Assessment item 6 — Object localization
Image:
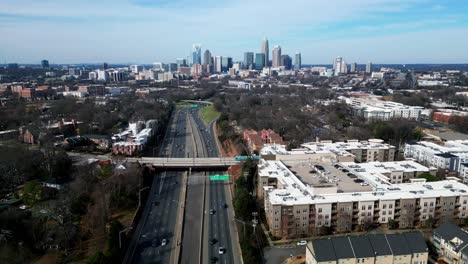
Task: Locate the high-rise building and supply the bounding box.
[262,37,269,67]
[272,46,281,68]
[97,70,108,81]
[168,63,178,72]
[203,50,212,66]
[192,44,202,65]
[221,57,233,72]
[350,62,357,73]
[41,60,49,68]
[280,55,292,70]
[333,57,348,75]
[191,64,203,76]
[131,65,143,74]
[243,52,254,70]
[153,62,164,71]
[255,53,265,70]
[294,53,301,70]
[366,62,373,74]
[214,56,222,73]
[102,63,108,70]
[176,58,187,70]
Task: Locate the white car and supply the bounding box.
[218,247,225,255]
[161,239,167,246]
[19,205,28,210]
[297,240,307,246]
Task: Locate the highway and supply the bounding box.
[123,108,190,264]
[188,108,239,264]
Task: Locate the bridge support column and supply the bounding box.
[189,167,192,175]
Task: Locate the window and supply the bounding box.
[424,202,427,207]
[383,211,386,215]
[382,217,386,221]
[383,204,387,209]
[318,208,322,213]
[368,205,372,210]
[389,204,393,209]
[389,211,392,215]
[325,215,329,219]
[368,212,371,216]
[362,205,365,210]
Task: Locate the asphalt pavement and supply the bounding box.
[124,108,189,264]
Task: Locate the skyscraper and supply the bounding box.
[272,46,282,68]
[102,63,108,70]
[261,37,269,67]
[214,56,222,73]
[350,62,357,73]
[192,44,202,65]
[255,53,265,70]
[41,60,49,68]
[176,58,187,69]
[203,50,212,66]
[366,62,373,74]
[243,52,254,70]
[294,52,301,70]
[280,55,292,70]
[221,57,233,72]
[333,57,348,75]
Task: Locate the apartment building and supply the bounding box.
[306,232,428,264]
[404,140,468,174]
[260,158,468,239]
[341,97,423,121]
[433,222,468,263]
[243,129,285,153]
[260,139,396,163]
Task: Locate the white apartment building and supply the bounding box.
[260,139,396,164]
[341,97,423,121]
[260,157,468,239]
[404,140,468,174]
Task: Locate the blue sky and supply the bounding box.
[0,0,467,64]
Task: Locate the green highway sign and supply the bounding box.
[190,104,199,108]
[209,174,229,181]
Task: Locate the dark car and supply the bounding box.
[353,178,364,183]
[210,238,218,245]
[210,257,218,263]
[223,203,228,209]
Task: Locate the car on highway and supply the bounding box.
[210,209,216,215]
[210,257,218,263]
[218,247,225,255]
[210,238,218,245]
[223,203,228,209]
[297,240,307,246]
[161,238,167,246]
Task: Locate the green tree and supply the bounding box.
[22,180,43,206]
[418,172,438,182]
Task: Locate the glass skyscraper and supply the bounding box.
[243,52,254,70]
[255,53,265,70]
[192,44,202,65]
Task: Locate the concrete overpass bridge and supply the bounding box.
[132,157,239,168]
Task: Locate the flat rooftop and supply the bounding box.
[283,160,372,193]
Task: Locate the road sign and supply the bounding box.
[209,174,229,181]
[190,104,198,108]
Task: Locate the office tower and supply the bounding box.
[221,57,233,72]
[176,58,187,68]
[272,46,282,68]
[350,62,357,73]
[69,68,77,76]
[102,63,108,70]
[153,62,164,71]
[341,61,348,74]
[89,71,98,80]
[262,37,269,67]
[203,49,212,66]
[255,53,265,70]
[131,65,143,74]
[214,56,222,73]
[333,57,343,73]
[169,63,178,72]
[191,64,202,76]
[110,70,125,82]
[7,63,18,69]
[41,60,49,68]
[243,52,254,70]
[366,62,373,74]
[280,55,292,70]
[97,70,108,81]
[294,52,301,70]
[192,44,202,65]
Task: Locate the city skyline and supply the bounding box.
[1,0,468,64]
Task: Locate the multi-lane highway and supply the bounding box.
[124,105,240,264]
[124,108,190,264]
[187,108,240,264]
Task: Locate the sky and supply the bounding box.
[0,0,468,64]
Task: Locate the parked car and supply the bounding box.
[297,240,307,246]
